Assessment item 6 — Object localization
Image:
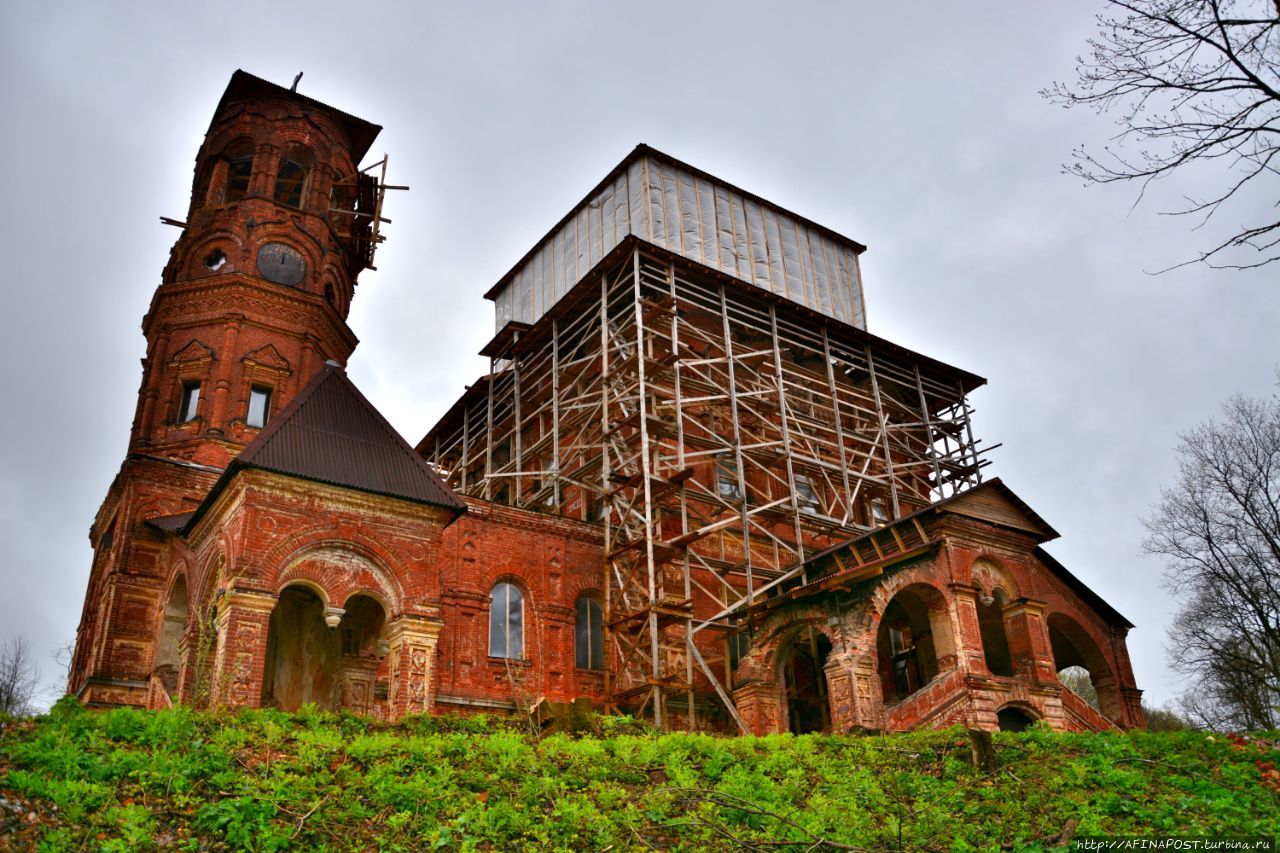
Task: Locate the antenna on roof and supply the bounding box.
[290,71,303,93]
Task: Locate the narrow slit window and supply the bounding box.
[575,597,603,670]
[247,386,272,428]
[728,632,750,671]
[179,382,201,423]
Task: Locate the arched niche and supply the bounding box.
[971,558,1016,677]
[977,587,1014,677]
[996,704,1038,732]
[877,583,955,703]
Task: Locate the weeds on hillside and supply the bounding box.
[1,698,1276,850]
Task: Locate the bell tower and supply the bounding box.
[69,71,390,706]
[133,70,385,469]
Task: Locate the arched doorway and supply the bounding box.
[877,584,954,703]
[155,576,188,698]
[996,705,1037,732]
[780,626,832,734]
[1047,613,1121,722]
[262,586,339,710]
[261,587,388,712]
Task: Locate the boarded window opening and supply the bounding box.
[273,146,313,208]
[224,141,254,203]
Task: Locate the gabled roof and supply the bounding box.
[186,362,465,533]
[932,478,1059,542]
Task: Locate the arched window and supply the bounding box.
[273,145,313,207]
[489,582,524,659]
[575,596,603,670]
[223,140,254,203]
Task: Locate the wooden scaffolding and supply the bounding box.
[421,238,991,730]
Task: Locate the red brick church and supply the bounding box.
[68,71,1144,733]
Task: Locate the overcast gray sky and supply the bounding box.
[1,1,1275,711]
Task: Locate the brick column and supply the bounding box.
[386,614,444,719]
[1004,598,1056,683]
[211,590,276,709]
[733,682,784,735]
[947,582,985,674]
[824,649,883,732]
[1120,687,1146,729]
[207,315,243,436]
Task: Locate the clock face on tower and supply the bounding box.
[256,242,307,287]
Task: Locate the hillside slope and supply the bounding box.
[1,699,1276,850]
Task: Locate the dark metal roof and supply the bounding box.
[188,363,465,532]
[213,70,382,163]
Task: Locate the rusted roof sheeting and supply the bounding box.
[489,144,868,331]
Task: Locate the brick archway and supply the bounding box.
[875,582,955,705]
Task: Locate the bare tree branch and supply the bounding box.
[1044,0,1280,270]
[1143,380,1280,730]
[0,636,40,717]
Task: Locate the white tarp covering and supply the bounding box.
[492,152,867,330]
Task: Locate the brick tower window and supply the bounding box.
[574,596,603,670]
[489,582,524,659]
[179,382,201,422]
[247,386,272,428]
[274,146,313,208]
[224,140,254,203]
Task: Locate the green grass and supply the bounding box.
[1,697,1276,850]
